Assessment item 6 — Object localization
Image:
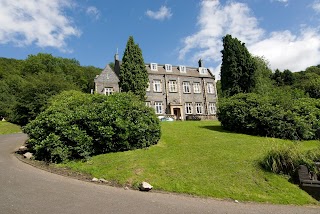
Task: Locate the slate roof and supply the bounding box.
[145,63,215,79]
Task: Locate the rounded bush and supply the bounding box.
[218,93,320,140]
[23,91,161,163]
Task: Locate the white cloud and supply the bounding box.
[86,6,100,20]
[249,29,320,71]
[0,0,80,52]
[179,0,263,63]
[312,1,320,13]
[179,0,320,74]
[146,6,172,21]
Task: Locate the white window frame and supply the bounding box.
[145,101,151,107]
[179,65,186,73]
[207,82,215,94]
[193,82,201,94]
[155,102,163,114]
[165,64,172,72]
[169,80,177,92]
[185,102,193,114]
[153,80,162,92]
[209,103,216,114]
[104,87,113,96]
[199,67,208,75]
[196,103,203,114]
[150,63,158,71]
[183,81,191,93]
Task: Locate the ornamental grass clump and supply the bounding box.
[260,145,320,178]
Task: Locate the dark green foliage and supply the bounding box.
[295,72,320,99]
[260,145,320,177]
[12,72,79,125]
[220,34,257,97]
[252,56,273,95]
[23,91,161,163]
[119,36,148,100]
[0,53,101,125]
[271,69,295,86]
[218,93,320,140]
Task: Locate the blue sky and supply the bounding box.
[1,0,320,79]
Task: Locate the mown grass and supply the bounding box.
[0,121,22,135]
[61,121,320,205]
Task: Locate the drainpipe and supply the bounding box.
[163,74,168,115]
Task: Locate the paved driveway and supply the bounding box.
[0,133,319,214]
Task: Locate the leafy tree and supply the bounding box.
[252,56,273,95]
[0,53,101,124]
[12,72,79,125]
[282,69,294,85]
[305,65,320,75]
[271,69,284,86]
[0,75,25,119]
[119,36,148,100]
[271,69,295,86]
[220,34,257,97]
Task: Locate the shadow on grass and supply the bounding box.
[200,125,234,133]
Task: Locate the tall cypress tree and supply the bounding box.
[119,36,148,100]
[220,34,256,97]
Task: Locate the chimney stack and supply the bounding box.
[198,58,203,67]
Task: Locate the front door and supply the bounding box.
[173,108,181,120]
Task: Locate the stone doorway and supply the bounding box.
[170,104,184,120]
[173,108,181,120]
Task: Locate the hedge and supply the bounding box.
[217,93,320,140]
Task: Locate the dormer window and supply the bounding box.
[165,64,172,72]
[199,67,208,75]
[150,63,158,71]
[179,65,186,73]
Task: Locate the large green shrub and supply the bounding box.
[218,93,320,140]
[24,91,161,163]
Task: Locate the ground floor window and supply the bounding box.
[196,103,203,114]
[185,102,192,114]
[104,87,113,95]
[155,102,163,114]
[209,103,216,114]
[145,102,151,107]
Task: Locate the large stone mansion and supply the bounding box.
[94,54,218,120]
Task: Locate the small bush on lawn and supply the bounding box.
[260,145,320,178]
[218,93,320,140]
[23,91,161,163]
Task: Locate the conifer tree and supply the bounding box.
[220,34,256,97]
[119,36,148,100]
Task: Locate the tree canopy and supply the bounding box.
[220,34,257,97]
[0,54,101,125]
[119,36,148,100]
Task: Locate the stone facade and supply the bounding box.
[94,64,120,95]
[94,55,218,120]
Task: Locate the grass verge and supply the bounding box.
[0,121,22,135]
[60,121,320,205]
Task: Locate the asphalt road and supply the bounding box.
[1,133,320,214]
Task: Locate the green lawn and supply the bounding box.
[61,121,320,205]
[0,121,22,134]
